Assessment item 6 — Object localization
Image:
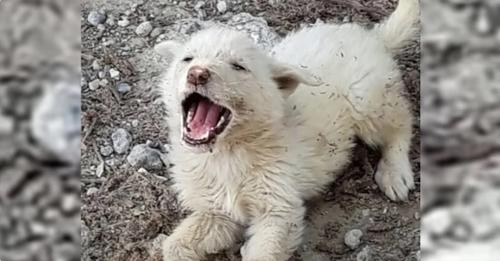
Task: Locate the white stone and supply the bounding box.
[88,79,101,90]
[109,68,120,79]
[344,229,363,249]
[216,1,227,13]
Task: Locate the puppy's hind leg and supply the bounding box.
[353,82,415,201]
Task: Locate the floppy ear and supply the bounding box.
[154,40,183,61]
[271,63,322,98]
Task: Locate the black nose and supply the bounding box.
[187,66,210,86]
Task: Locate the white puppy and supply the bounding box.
[157,0,419,260]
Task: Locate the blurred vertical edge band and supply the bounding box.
[0,0,81,261]
[421,0,500,260]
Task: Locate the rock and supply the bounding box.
[95,161,105,177]
[150,27,163,38]
[130,38,146,48]
[344,229,363,249]
[136,21,153,36]
[99,79,109,87]
[105,158,117,167]
[81,221,90,247]
[117,82,131,94]
[422,207,451,236]
[118,19,130,27]
[81,77,87,87]
[356,246,371,261]
[100,145,113,157]
[111,128,132,154]
[31,79,81,163]
[227,13,280,51]
[91,60,101,70]
[131,119,139,127]
[0,113,14,136]
[88,79,101,90]
[109,68,120,79]
[194,1,205,10]
[106,14,115,26]
[61,194,79,213]
[216,1,227,13]
[87,11,106,26]
[98,71,106,78]
[97,24,106,31]
[127,144,164,170]
[86,187,99,196]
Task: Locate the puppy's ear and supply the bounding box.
[154,40,183,61]
[271,63,322,98]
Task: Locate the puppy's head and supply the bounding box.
[158,27,320,153]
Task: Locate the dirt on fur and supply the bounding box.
[80,0,420,260]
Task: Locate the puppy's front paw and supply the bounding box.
[162,237,200,261]
[375,158,415,201]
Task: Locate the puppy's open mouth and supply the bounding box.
[181,93,232,146]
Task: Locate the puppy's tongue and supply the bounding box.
[187,99,222,140]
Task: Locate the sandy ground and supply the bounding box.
[80,0,420,260]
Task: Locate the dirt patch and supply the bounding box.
[80,0,420,260]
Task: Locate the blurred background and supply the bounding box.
[0,0,81,260]
[421,0,500,260]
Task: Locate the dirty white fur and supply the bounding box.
[158,0,419,260]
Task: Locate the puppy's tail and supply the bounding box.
[376,0,420,54]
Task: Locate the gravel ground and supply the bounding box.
[421,0,500,260]
[0,0,81,260]
[80,0,420,260]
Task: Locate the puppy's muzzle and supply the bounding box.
[187,66,210,86]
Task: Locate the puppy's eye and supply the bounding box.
[231,62,247,71]
[182,57,193,62]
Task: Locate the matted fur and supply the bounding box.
[158,0,419,260]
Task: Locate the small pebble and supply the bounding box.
[111,128,132,154]
[109,68,120,79]
[0,113,14,135]
[97,24,106,31]
[216,1,227,13]
[92,60,101,70]
[150,27,163,38]
[117,82,131,93]
[99,79,109,87]
[118,19,130,27]
[344,229,363,249]
[98,71,106,78]
[127,144,165,170]
[87,11,106,26]
[194,1,205,10]
[86,187,99,196]
[81,77,87,87]
[100,145,114,157]
[135,21,153,36]
[356,246,371,261]
[423,207,451,235]
[88,79,101,90]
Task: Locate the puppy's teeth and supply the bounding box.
[187,109,194,122]
[216,116,225,128]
